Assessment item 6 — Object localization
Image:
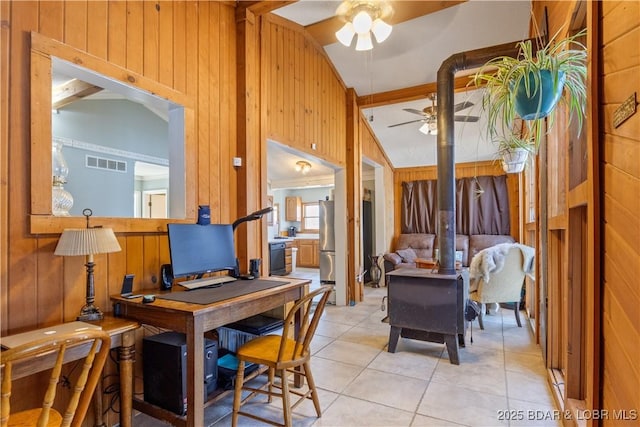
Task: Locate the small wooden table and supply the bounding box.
[414,258,437,269]
[0,315,139,427]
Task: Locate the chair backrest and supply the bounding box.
[1,329,111,427]
[277,285,333,363]
[474,247,527,304]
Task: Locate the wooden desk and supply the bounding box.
[111,278,309,427]
[0,316,139,427]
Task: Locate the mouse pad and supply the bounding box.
[156,279,289,305]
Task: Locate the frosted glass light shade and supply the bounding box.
[419,123,430,135]
[352,10,372,33]
[336,22,356,47]
[371,19,392,43]
[355,32,373,51]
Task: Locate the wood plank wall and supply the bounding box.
[261,14,347,167]
[1,1,237,334]
[392,161,520,245]
[599,1,640,422]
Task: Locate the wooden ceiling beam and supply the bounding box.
[236,1,298,17]
[52,79,102,110]
[356,75,474,108]
[306,0,466,46]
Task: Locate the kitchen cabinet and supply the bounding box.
[285,241,293,274]
[285,196,301,222]
[297,239,318,268]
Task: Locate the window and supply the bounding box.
[302,202,319,232]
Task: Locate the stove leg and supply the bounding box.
[388,326,401,353]
[444,334,460,365]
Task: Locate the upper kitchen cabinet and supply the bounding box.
[285,196,302,222]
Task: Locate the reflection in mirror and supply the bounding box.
[51,57,184,218]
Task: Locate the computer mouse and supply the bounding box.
[142,295,156,303]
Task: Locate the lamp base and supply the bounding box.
[77,304,104,321]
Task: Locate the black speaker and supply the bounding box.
[143,332,217,415]
[160,264,173,290]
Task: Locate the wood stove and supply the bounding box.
[386,268,468,365]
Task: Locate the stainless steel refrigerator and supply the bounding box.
[319,200,335,283]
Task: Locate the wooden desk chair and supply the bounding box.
[1,329,111,427]
[232,285,333,427]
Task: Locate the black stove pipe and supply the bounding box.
[436,40,531,274]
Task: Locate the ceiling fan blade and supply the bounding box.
[453,101,474,112]
[402,108,427,116]
[388,119,425,128]
[453,115,480,122]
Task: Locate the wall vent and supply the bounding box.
[86,155,127,173]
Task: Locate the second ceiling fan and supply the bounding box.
[388,93,480,135]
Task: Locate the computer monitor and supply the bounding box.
[167,224,237,278]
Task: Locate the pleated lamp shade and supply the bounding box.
[55,228,121,256]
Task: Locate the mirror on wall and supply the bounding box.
[51,58,180,218]
[30,32,194,233]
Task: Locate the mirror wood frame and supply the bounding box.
[30,32,197,234]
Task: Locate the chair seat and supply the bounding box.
[237,335,307,366]
[8,408,63,427]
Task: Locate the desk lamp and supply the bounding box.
[231,207,273,277]
[54,208,121,321]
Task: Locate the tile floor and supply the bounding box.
[134,267,559,426]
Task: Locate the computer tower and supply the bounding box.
[143,331,217,415]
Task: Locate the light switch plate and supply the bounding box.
[233,157,242,167]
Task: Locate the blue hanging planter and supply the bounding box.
[514,70,566,120]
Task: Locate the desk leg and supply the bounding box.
[119,331,136,427]
[186,319,205,427]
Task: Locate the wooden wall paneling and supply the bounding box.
[142,235,160,290]
[36,238,64,326]
[143,0,159,81]
[8,1,39,333]
[601,0,638,42]
[86,1,108,58]
[125,235,144,288]
[172,1,186,93]
[208,2,222,223]
[197,0,211,214]
[38,1,63,41]
[184,2,198,97]
[603,193,639,257]
[0,0,9,335]
[62,255,86,321]
[294,30,303,144]
[108,236,128,297]
[158,0,174,87]
[106,0,126,67]
[222,4,237,225]
[63,0,87,50]
[125,1,143,73]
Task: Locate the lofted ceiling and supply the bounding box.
[267,0,532,183]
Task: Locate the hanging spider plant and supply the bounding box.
[472,28,587,152]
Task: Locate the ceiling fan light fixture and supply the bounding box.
[371,18,392,43]
[355,32,373,51]
[352,10,373,33]
[335,1,393,50]
[429,121,438,135]
[418,123,430,135]
[336,22,356,47]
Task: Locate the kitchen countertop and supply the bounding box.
[269,234,319,243]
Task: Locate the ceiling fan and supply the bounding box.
[388,93,480,135]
